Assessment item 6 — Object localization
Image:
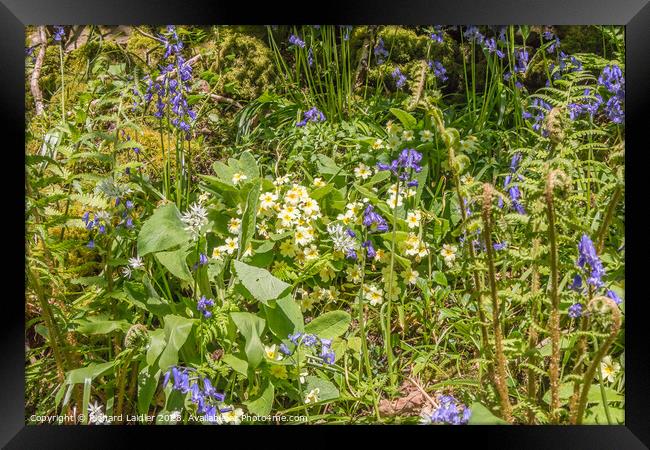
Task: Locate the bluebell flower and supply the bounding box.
[307,47,314,66]
[346,228,357,238]
[302,334,318,347]
[430,26,444,43]
[407,179,419,187]
[199,253,209,266]
[197,295,215,318]
[86,240,95,249]
[514,48,529,74]
[463,25,484,44]
[126,200,134,209]
[543,30,561,53]
[493,242,507,251]
[345,248,358,260]
[125,217,134,229]
[362,205,389,232]
[428,394,471,425]
[374,38,389,65]
[392,68,407,89]
[52,26,65,42]
[569,274,583,291]
[279,343,291,355]
[429,60,448,82]
[288,332,302,344]
[568,303,583,318]
[340,25,352,41]
[606,289,622,305]
[288,34,306,48]
[296,107,326,127]
[577,234,605,289]
[362,240,377,259]
[483,37,504,59]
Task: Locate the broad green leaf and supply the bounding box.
[264,294,304,339]
[137,363,161,416]
[155,246,193,283]
[467,402,509,425]
[75,318,130,335]
[238,178,261,260]
[389,108,417,129]
[222,354,249,377]
[65,361,116,385]
[233,260,291,305]
[158,315,195,371]
[137,204,189,256]
[213,161,235,185]
[238,150,260,180]
[244,381,274,416]
[230,312,266,369]
[304,310,351,339]
[305,376,339,402]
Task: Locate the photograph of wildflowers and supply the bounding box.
[25,24,624,425]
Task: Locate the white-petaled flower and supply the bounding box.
[441,244,457,265]
[221,407,244,424]
[387,194,403,209]
[243,243,253,258]
[402,129,414,141]
[259,191,278,211]
[228,217,242,234]
[300,197,320,217]
[327,223,357,255]
[419,129,434,142]
[121,266,132,278]
[284,188,302,205]
[600,356,621,383]
[198,192,210,204]
[354,163,373,180]
[256,220,269,238]
[129,256,144,270]
[265,344,283,361]
[304,388,320,404]
[365,284,384,306]
[303,244,319,261]
[403,233,423,257]
[95,177,133,200]
[212,246,224,260]
[319,265,335,283]
[406,210,422,229]
[94,210,111,221]
[388,134,401,149]
[312,177,326,188]
[273,175,290,186]
[401,267,419,285]
[88,400,111,425]
[300,370,308,384]
[336,209,356,225]
[181,202,209,240]
[224,237,239,254]
[372,138,384,150]
[374,248,385,262]
[346,265,363,284]
[232,172,248,185]
[294,226,314,247]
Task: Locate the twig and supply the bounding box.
[209,93,243,109]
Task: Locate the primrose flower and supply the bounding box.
[419,130,434,142]
[228,217,242,234]
[232,172,248,185]
[401,267,419,285]
[221,407,245,424]
[406,210,422,229]
[441,244,457,266]
[223,237,239,254]
[364,284,384,306]
[259,191,278,211]
[304,388,320,404]
[264,344,283,361]
[600,356,620,383]
[354,163,373,180]
[312,177,326,187]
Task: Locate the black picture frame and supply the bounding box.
[5,1,649,447]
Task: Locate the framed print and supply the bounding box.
[4,0,650,447]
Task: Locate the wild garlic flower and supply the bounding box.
[327,223,357,255]
[181,202,209,240]
[129,256,144,270]
[88,401,111,425]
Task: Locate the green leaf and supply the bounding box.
[230,312,266,369]
[244,381,274,416]
[238,150,260,180]
[233,260,291,305]
[389,108,417,129]
[431,271,448,287]
[155,245,193,283]
[467,402,509,424]
[264,294,304,339]
[137,204,189,256]
[238,179,261,260]
[137,363,161,415]
[65,361,116,385]
[222,354,249,377]
[305,376,339,402]
[158,315,195,371]
[146,329,166,366]
[75,318,131,335]
[304,310,351,339]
